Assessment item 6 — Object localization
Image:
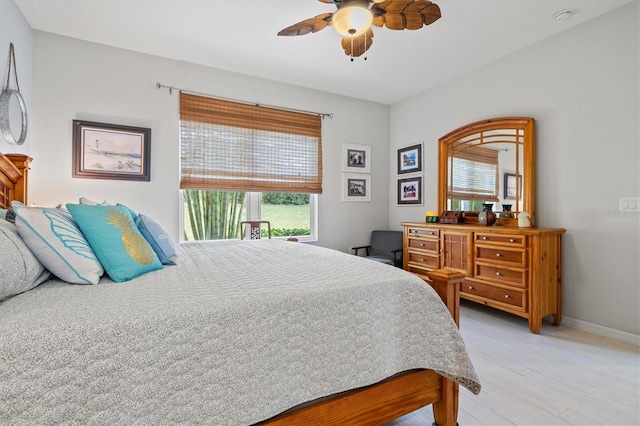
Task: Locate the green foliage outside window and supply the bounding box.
[184,190,311,240]
[261,192,309,205]
[184,190,245,240]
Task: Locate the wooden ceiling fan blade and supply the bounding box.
[372,0,441,30]
[377,0,415,12]
[371,13,385,28]
[420,3,441,25]
[341,28,374,57]
[277,13,334,36]
[383,11,408,30]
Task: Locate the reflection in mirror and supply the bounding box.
[438,117,535,226]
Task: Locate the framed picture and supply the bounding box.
[72,120,151,181]
[342,143,370,173]
[342,173,371,202]
[398,176,422,205]
[397,143,422,174]
[504,173,522,199]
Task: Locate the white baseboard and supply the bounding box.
[562,316,640,346]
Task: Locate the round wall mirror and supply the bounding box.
[0,89,28,146]
[437,117,535,226]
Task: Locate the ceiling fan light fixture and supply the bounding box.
[332,6,373,37]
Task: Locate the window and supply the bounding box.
[179,93,322,241]
[250,192,315,239]
[183,190,316,241]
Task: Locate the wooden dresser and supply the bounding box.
[402,222,565,333]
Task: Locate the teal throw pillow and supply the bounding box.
[66,204,162,282]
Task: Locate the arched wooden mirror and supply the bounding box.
[438,117,535,227]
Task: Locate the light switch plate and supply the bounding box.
[619,197,640,211]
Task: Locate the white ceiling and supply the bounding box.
[16,0,634,105]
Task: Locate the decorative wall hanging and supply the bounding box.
[342,143,370,173]
[0,43,28,145]
[398,176,422,205]
[342,173,371,202]
[397,143,422,174]
[72,120,151,181]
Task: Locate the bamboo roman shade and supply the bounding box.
[180,93,323,193]
[449,145,499,201]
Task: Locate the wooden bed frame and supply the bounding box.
[0,152,465,426]
[0,152,31,209]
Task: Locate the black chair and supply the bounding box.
[351,230,403,267]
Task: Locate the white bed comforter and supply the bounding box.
[1,240,480,425]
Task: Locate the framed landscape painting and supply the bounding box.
[72,120,151,181]
[397,143,422,174]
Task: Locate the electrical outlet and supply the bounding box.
[619,197,640,211]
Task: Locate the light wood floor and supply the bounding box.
[387,301,640,426]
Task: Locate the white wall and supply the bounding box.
[0,0,32,154]
[28,32,390,253]
[389,2,640,336]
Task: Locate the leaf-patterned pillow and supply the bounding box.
[13,202,104,284]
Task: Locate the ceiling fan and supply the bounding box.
[277,0,441,60]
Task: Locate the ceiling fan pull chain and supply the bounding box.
[350,38,354,62]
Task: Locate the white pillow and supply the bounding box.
[13,203,104,284]
[79,197,110,206]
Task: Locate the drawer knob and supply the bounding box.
[420,243,425,247]
[504,294,510,299]
[509,238,515,243]
[420,258,425,261]
[482,236,487,240]
[496,253,502,257]
[496,272,501,276]
[468,286,474,290]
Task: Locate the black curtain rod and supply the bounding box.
[155,83,333,119]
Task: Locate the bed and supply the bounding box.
[0,152,480,425]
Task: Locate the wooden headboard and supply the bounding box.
[0,152,31,208]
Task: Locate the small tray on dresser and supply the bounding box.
[439,210,464,224]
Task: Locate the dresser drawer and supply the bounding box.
[475,263,527,288]
[475,246,526,267]
[409,238,438,252]
[475,233,525,247]
[462,280,525,309]
[408,252,440,269]
[408,228,439,238]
